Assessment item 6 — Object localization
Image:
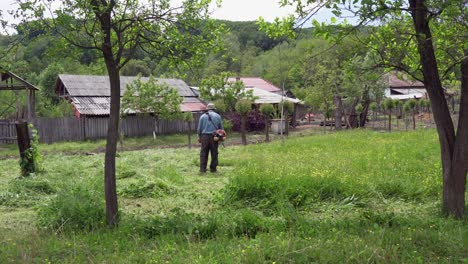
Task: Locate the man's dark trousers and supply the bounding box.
[200,134,219,172]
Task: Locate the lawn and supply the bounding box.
[0,129,466,263]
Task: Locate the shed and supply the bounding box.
[0,67,38,119]
[55,75,207,118]
[385,73,427,100]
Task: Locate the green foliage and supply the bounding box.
[122,76,183,120]
[213,99,227,113]
[369,102,378,112]
[257,16,296,40]
[199,72,256,112]
[37,182,106,232]
[222,119,233,133]
[259,103,275,117]
[403,101,412,113]
[280,100,294,114]
[0,177,55,207]
[119,179,175,198]
[121,60,151,77]
[38,63,63,105]
[20,125,43,176]
[408,99,418,109]
[355,104,364,113]
[221,130,441,211]
[383,98,395,110]
[182,112,193,123]
[235,99,252,115]
[0,130,465,262]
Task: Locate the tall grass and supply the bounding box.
[222,130,441,210]
[0,129,466,263]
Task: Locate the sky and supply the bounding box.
[0,0,336,29]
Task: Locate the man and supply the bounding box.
[197,103,223,173]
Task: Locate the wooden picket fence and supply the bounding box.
[0,114,201,144]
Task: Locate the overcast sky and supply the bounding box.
[0,0,338,32]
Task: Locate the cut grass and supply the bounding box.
[0,129,466,263]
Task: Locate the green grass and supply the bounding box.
[0,129,466,263]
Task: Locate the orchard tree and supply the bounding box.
[267,0,467,218]
[280,100,294,135]
[260,103,275,142]
[408,99,418,130]
[369,102,378,129]
[14,0,223,226]
[199,72,256,112]
[383,98,395,132]
[235,99,252,145]
[122,76,183,136]
[182,112,194,149]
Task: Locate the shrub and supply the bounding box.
[37,183,106,232]
[224,110,266,132]
[19,125,43,176]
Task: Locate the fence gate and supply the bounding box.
[0,120,17,144]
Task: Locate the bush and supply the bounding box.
[37,183,106,232]
[224,110,266,132]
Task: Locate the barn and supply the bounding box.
[55,75,207,118]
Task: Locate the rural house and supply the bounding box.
[55,75,207,118]
[227,77,306,123]
[384,73,428,101]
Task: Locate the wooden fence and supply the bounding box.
[0,114,201,144]
[0,121,17,144]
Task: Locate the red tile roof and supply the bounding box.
[180,102,207,112]
[228,77,281,92]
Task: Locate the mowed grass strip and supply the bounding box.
[0,129,466,263]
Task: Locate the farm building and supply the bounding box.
[0,67,38,120]
[55,75,207,118]
[227,77,282,93]
[385,73,427,100]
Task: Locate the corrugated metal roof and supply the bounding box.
[71,96,112,116]
[246,88,301,104]
[71,96,206,116]
[227,77,281,92]
[58,75,196,97]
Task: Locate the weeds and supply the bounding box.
[0,129,465,263]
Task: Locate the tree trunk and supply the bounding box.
[99,8,119,226]
[410,0,467,218]
[412,110,416,130]
[388,110,392,132]
[103,63,120,227]
[265,116,270,142]
[347,99,359,129]
[334,94,342,130]
[187,121,192,149]
[359,87,371,128]
[241,114,247,145]
[285,112,290,136]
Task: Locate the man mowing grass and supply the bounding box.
[197,103,224,173]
